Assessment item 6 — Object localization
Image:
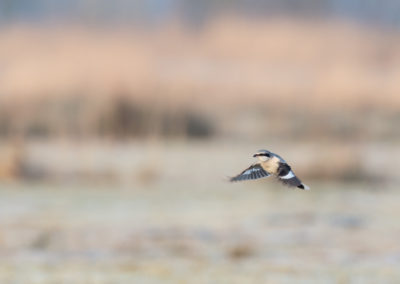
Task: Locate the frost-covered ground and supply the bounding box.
[0,179,399,284]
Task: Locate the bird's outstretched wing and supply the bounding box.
[230,163,270,182]
[276,163,310,190]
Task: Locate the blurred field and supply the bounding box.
[0,179,400,283]
[0,139,399,185]
[1,19,400,148]
[0,19,400,136]
[1,19,400,109]
[0,141,399,283]
[1,11,400,283]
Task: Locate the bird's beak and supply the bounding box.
[253,153,259,157]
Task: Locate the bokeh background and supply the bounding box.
[1,1,400,283]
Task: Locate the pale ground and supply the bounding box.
[0,182,400,283]
[0,141,399,283]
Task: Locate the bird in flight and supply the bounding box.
[230,149,309,190]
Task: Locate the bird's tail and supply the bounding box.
[297,183,310,190]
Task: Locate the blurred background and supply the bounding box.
[0,1,400,283]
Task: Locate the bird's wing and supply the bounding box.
[230,163,270,182]
[276,163,310,190]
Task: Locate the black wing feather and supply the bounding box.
[277,162,308,190]
[230,164,270,182]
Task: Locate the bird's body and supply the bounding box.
[259,155,280,174]
[230,149,309,190]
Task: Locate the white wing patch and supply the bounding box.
[243,168,258,175]
[280,171,295,180]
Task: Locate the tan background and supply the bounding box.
[0,1,399,283]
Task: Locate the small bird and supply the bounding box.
[230,149,310,190]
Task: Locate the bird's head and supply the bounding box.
[253,149,272,161]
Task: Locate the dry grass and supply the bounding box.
[1,18,400,110]
[0,18,399,183]
[0,141,26,180]
[1,18,400,143]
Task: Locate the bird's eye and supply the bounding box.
[265,153,270,157]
